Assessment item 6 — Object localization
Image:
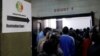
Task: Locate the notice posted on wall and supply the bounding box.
[2,0,32,33]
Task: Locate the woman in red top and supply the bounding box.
[82,31,92,56]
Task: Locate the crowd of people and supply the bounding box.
[34,26,100,56]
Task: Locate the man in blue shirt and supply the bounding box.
[59,27,75,56]
[37,31,44,42]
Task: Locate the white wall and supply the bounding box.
[44,19,56,29]
[62,16,92,29]
[43,16,92,29]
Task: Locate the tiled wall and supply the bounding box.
[32,0,100,25]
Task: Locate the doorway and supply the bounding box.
[32,12,95,56]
